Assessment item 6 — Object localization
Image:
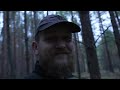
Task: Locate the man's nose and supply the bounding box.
[55,41,66,48]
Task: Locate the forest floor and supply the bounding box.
[80,70,120,79]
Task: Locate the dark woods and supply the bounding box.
[0,11,120,79]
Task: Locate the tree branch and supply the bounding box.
[94,25,111,44]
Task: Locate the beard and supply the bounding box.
[37,50,74,79]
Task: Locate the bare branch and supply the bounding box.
[94,25,111,44]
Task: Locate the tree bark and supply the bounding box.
[12,11,17,78]
[5,11,15,78]
[115,11,120,28]
[109,11,120,61]
[78,11,101,79]
[70,11,81,79]
[24,11,30,74]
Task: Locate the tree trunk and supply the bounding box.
[12,11,17,78]
[114,11,120,28]
[5,11,15,78]
[29,11,34,72]
[47,11,48,16]
[77,34,86,73]
[78,11,101,79]
[70,11,81,79]
[2,11,9,78]
[34,11,37,33]
[24,11,30,74]
[1,27,6,78]
[109,11,120,61]
[97,11,114,72]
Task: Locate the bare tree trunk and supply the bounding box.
[76,34,86,73]
[47,11,48,16]
[97,11,114,72]
[70,11,81,79]
[28,11,34,72]
[32,11,38,66]
[13,11,16,67]
[34,11,37,33]
[1,27,6,78]
[24,11,30,74]
[5,11,15,78]
[114,11,120,28]
[78,11,101,79]
[109,11,120,61]
[12,11,17,78]
[15,11,21,78]
[2,11,8,78]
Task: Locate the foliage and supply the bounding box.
[97,30,120,71]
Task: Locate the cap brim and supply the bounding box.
[53,21,81,33]
[37,21,81,34]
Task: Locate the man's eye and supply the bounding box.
[65,38,72,42]
[46,38,57,42]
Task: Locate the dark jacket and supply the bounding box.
[25,61,78,79]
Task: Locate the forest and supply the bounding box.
[0,11,120,79]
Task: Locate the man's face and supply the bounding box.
[34,25,75,78]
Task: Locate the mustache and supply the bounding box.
[54,49,71,55]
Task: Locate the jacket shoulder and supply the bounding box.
[24,72,42,79]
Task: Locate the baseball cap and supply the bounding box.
[35,15,80,37]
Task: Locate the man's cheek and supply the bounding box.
[68,44,74,52]
[45,48,54,57]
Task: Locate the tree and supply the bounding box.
[24,11,30,74]
[47,11,49,16]
[33,11,37,32]
[109,11,120,61]
[11,11,17,78]
[16,11,26,77]
[97,30,120,71]
[4,11,16,78]
[114,11,120,28]
[70,11,81,79]
[78,11,101,79]
[97,11,114,72]
[1,25,6,78]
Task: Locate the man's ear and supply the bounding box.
[32,41,38,55]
